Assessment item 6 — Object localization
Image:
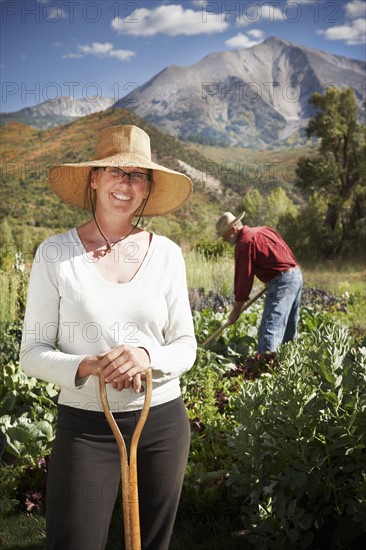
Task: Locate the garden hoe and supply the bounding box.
[99,369,153,550]
[202,286,267,347]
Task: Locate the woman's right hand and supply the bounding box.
[77,355,100,379]
[77,346,150,393]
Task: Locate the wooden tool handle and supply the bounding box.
[99,369,153,550]
[129,370,152,550]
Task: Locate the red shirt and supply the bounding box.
[234,226,298,301]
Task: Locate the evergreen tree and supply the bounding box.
[296,87,366,257]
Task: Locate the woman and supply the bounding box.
[20,124,197,550]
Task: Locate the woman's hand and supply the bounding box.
[77,345,151,392]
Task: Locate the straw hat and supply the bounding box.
[48,125,192,216]
[213,211,245,240]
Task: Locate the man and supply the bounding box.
[214,211,303,354]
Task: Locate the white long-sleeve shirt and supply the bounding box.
[20,229,197,412]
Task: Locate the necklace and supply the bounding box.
[89,184,147,255]
[93,215,136,254]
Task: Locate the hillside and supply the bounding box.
[0,109,237,248]
[0,109,318,254]
[1,110,317,257]
[191,142,315,201]
[1,105,320,246]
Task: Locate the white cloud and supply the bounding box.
[80,43,115,55]
[225,32,263,49]
[112,4,228,37]
[52,41,62,47]
[345,0,366,18]
[248,29,264,39]
[63,42,135,62]
[318,17,366,45]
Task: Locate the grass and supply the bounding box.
[185,249,235,296]
[0,271,20,327]
[185,249,366,296]
[301,261,366,337]
[0,500,247,550]
[301,260,366,294]
[0,500,45,550]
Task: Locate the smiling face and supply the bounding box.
[90,166,151,217]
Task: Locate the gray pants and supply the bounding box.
[46,397,190,550]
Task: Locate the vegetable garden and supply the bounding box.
[1,258,366,549]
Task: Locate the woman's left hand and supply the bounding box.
[97,345,151,393]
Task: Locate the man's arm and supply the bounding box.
[228,300,246,325]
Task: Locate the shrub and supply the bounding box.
[228,325,366,549]
[0,322,58,463]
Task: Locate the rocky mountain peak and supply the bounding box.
[114,37,365,148]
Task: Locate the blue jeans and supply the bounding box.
[258,268,303,353]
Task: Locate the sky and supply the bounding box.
[1,0,365,113]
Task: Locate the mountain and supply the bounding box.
[114,37,366,148]
[0,96,115,129]
[2,38,363,147]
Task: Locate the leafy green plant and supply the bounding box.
[0,323,58,462]
[180,347,239,519]
[228,325,366,549]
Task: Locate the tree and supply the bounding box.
[242,187,298,232]
[242,189,266,226]
[266,187,298,230]
[296,87,366,257]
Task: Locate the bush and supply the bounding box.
[228,325,366,549]
[0,322,58,463]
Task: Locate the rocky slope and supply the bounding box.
[115,37,365,147]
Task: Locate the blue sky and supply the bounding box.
[1,0,365,112]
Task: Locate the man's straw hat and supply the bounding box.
[213,211,245,240]
[49,125,192,216]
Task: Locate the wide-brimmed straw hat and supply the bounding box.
[213,211,245,240]
[49,125,192,216]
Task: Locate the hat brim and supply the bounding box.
[49,155,192,217]
[213,211,245,241]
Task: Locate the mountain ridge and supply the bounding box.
[115,36,365,147]
[1,38,364,148]
[0,96,115,129]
